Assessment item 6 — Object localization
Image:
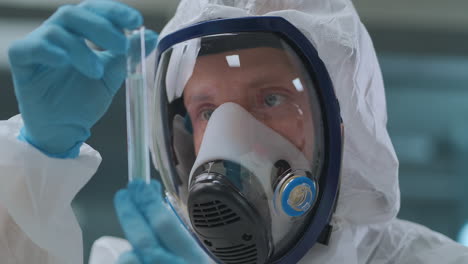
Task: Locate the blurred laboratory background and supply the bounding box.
[0,0,467,261]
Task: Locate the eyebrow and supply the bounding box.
[186,93,215,106]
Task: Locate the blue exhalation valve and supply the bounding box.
[280,176,317,217]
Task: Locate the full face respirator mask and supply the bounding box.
[148,17,343,264]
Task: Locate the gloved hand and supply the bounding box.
[114,180,212,264]
[8,0,157,158]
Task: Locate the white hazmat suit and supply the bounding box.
[1,0,467,263]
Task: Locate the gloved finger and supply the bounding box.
[99,29,158,95]
[46,5,128,54]
[135,29,158,57]
[114,189,162,260]
[44,24,103,79]
[126,29,158,66]
[99,51,126,95]
[129,180,208,262]
[8,37,68,70]
[117,251,141,264]
[79,0,143,30]
[142,248,187,264]
[144,29,159,56]
[117,248,187,264]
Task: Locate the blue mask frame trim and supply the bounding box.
[155,16,343,264]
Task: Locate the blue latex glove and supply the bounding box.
[8,0,157,158]
[114,180,212,264]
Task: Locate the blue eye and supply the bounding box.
[264,94,285,107]
[201,109,214,121]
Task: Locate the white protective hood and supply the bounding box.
[157,0,400,262]
[160,0,400,224]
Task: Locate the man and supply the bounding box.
[1,0,467,263]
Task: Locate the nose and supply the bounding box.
[217,86,256,114]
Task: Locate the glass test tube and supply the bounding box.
[125,27,150,184]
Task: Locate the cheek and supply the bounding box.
[301,108,316,163]
[265,118,305,151]
[193,131,201,155]
[264,110,315,163]
[303,124,315,163]
[192,123,206,155]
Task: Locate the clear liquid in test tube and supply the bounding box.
[125,27,150,184]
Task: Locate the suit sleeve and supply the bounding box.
[0,115,102,264]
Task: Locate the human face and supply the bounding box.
[183,47,316,161]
